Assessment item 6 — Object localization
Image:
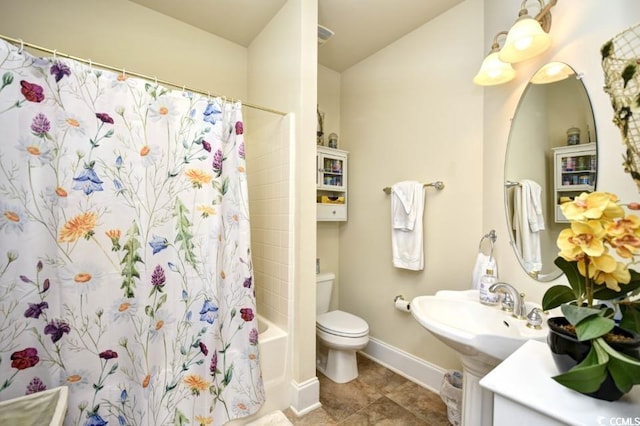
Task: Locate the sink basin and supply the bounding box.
[411,289,548,364]
[411,289,552,426]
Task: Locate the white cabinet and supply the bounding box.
[317,146,348,221]
[552,143,596,223]
[480,340,640,426]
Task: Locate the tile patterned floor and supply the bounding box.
[284,354,450,425]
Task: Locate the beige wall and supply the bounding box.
[337,0,485,371]
[317,64,342,310]
[0,0,247,99]
[247,0,319,393]
[484,0,640,307]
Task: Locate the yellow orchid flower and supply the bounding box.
[557,228,584,261]
[557,220,607,260]
[561,191,625,222]
[606,215,640,258]
[607,214,640,235]
[592,258,631,291]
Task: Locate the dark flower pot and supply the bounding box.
[547,316,640,402]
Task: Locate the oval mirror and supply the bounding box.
[504,62,597,282]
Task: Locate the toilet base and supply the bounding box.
[317,347,359,383]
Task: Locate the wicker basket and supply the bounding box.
[601,23,640,191]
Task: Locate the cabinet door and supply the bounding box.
[556,151,596,189]
[317,153,346,190]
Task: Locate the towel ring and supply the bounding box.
[478,230,497,258]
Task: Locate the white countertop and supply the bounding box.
[480,339,640,425]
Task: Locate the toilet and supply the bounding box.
[316,272,369,383]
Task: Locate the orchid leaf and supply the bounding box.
[561,304,601,325]
[554,257,584,298]
[552,344,608,393]
[595,338,640,393]
[574,314,615,341]
[619,301,640,334]
[608,357,636,394]
[542,285,575,310]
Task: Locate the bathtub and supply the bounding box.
[256,315,288,388]
[0,386,68,426]
[229,314,290,424]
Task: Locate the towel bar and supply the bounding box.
[383,181,445,194]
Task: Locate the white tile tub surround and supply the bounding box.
[246,114,292,330]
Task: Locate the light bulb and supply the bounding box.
[514,37,533,51]
[473,51,516,86]
[499,14,551,63]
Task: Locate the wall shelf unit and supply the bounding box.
[317,146,348,221]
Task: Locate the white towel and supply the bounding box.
[512,179,544,273]
[391,181,425,270]
[392,182,418,230]
[523,179,545,232]
[471,253,498,289]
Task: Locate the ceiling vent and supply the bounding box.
[318,25,334,46]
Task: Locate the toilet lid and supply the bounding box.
[316,310,369,338]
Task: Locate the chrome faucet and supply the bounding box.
[488,282,527,319]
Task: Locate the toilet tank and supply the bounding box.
[316,272,335,315]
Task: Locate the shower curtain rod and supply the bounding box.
[0,34,287,116]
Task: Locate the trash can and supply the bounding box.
[440,370,463,426]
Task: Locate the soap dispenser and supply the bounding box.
[479,265,499,305]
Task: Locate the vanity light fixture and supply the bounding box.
[473,31,516,86]
[499,0,558,64]
[530,61,574,84]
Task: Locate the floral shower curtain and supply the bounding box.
[0,39,264,425]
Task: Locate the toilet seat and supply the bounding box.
[316,310,368,338]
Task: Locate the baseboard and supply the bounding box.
[360,337,446,394]
[287,376,321,417]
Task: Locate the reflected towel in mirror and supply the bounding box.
[512,179,544,273]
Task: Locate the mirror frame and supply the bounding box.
[503,63,597,282]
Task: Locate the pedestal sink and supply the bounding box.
[411,289,550,426]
